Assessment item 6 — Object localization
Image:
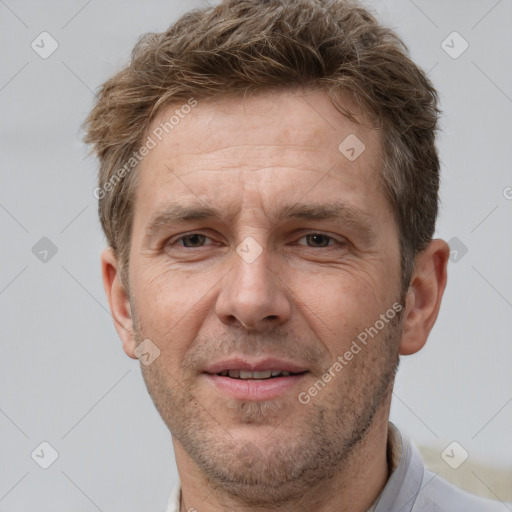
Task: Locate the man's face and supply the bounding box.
[127,89,403,503]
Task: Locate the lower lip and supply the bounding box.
[203,373,307,401]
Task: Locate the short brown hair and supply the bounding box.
[82,0,440,290]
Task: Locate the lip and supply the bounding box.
[203,357,308,375]
[203,372,308,401]
[202,357,310,401]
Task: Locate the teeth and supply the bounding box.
[218,369,295,379]
[252,370,272,379]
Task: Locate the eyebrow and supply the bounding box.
[144,201,376,242]
[145,203,231,238]
[277,202,376,242]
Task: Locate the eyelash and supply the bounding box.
[168,232,344,249]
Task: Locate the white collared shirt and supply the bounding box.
[165,423,509,511]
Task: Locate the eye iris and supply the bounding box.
[182,234,206,247]
[307,234,329,247]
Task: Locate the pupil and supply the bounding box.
[308,234,329,247]
[184,234,205,247]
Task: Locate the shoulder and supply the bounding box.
[412,469,511,512]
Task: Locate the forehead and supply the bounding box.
[135,89,384,218]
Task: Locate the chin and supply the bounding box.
[226,397,288,425]
[198,443,317,506]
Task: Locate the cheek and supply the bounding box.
[290,266,396,354]
[132,264,217,347]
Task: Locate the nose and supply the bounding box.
[215,243,292,330]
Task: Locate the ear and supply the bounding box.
[101,247,137,359]
[399,239,450,356]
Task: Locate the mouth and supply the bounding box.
[214,369,307,379]
[202,358,309,401]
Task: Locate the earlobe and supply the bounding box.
[101,248,138,359]
[399,239,449,356]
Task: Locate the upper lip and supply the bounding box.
[203,357,309,374]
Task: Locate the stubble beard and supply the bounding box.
[136,312,402,507]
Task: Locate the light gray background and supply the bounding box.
[1,0,511,510]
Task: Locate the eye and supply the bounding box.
[298,233,338,247]
[174,233,212,248]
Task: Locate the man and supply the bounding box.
[82,0,508,510]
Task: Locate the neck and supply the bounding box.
[174,408,391,512]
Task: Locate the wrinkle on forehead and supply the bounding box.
[135,88,386,235]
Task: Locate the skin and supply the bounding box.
[102,88,449,512]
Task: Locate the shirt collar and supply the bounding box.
[369,422,425,512]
